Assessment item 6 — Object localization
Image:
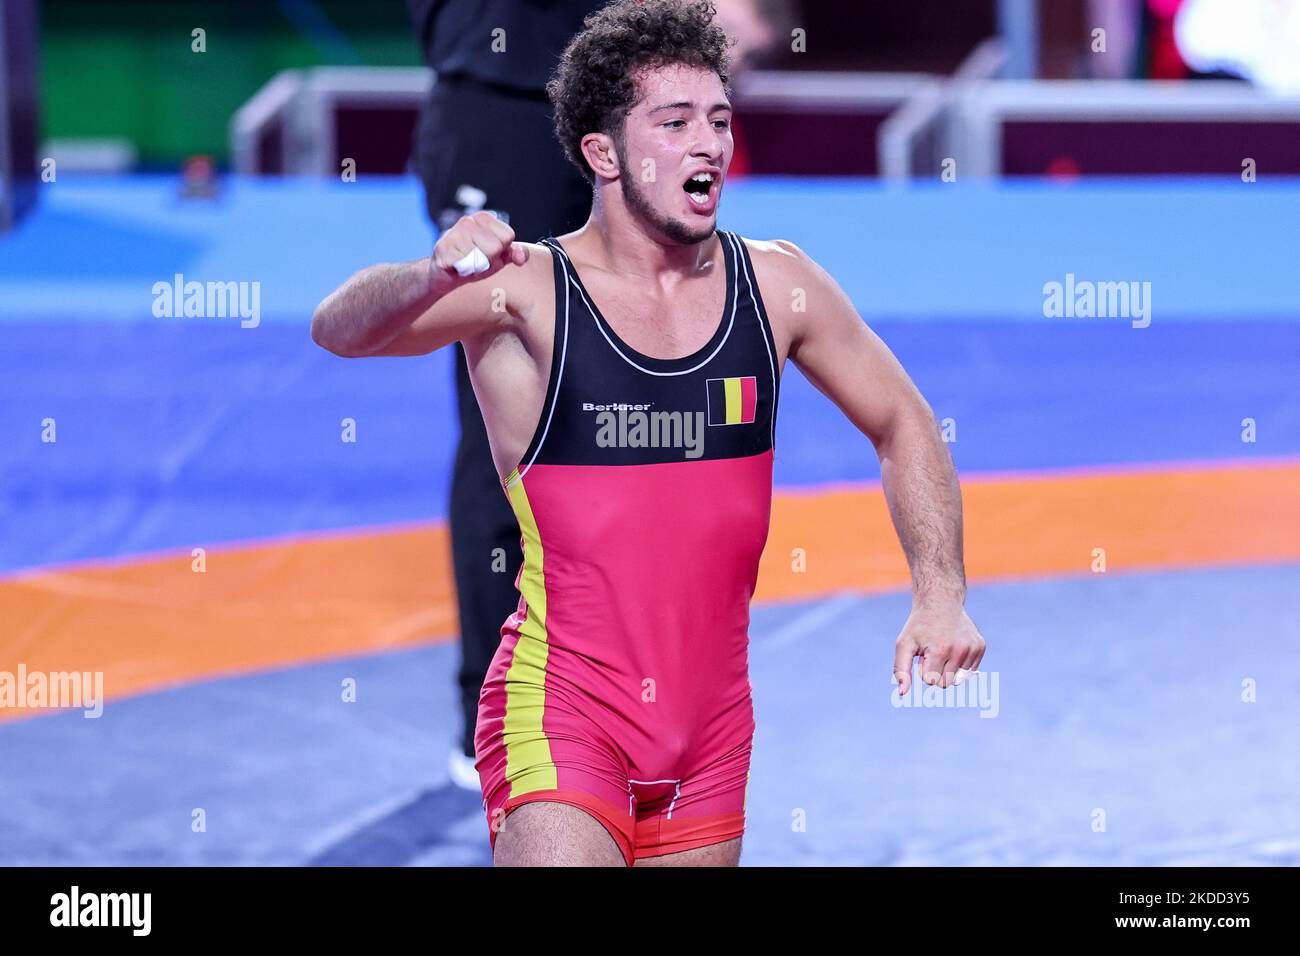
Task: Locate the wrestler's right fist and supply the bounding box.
[430,211,529,292]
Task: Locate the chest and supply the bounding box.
[578,272,729,363]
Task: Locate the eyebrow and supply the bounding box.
[648,100,733,114]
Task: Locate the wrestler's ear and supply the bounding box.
[581,132,620,183]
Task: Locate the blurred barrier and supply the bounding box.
[232,68,937,178]
[232,63,1300,181]
[731,70,936,175]
[885,48,1300,180]
[953,80,1300,176]
[879,38,1008,183]
[232,67,431,176]
[230,70,304,176]
[996,0,1038,80]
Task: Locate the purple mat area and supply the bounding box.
[1,319,1295,573]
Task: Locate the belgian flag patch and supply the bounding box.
[706,376,757,425]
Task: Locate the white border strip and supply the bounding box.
[736,70,937,113]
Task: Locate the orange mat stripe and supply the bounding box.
[0,528,456,721]
[2,460,1297,721]
[756,459,1300,600]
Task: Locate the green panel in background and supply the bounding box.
[41,0,420,167]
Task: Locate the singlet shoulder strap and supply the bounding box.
[720,230,781,451]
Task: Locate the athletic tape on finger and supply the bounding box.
[453,246,491,277]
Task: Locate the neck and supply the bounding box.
[574,182,716,280]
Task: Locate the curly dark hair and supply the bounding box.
[547,0,733,184]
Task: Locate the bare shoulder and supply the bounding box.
[737,236,835,292]
[740,236,803,259]
[456,240,556,336]
[506,242,558,346]
[465,241,558,366]
[736,237,839,361]
[499,241,557,312]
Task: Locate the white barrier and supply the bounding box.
[953,79,1300,177]
[232,67,936,176]
[879,38,1007,183]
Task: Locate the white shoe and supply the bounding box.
[448,747,480,792]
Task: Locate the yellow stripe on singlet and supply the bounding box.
[502,469,558,796]
[724,376,743,424]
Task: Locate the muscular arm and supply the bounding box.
[766,240,985,692]
[312,259,443,357]
[311,212,532,358]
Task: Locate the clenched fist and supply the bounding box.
[429,211,530,294]
[894,603,987,694]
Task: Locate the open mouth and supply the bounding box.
[683,171,717,207]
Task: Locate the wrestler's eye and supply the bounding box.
[663,120,687,129]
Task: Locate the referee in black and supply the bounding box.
[405,0,604,786]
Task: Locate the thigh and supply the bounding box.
[634,835,742,867]
[477,660,640,865]
[494,801,627,867]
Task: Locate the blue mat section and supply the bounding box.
[5,176,1300,321]
[0,178,434,321]
[723,177,1300,321]
[0,324,456,572]
[2,562,1296,866]
[2,318,1296,573]
[745,562,1300,865]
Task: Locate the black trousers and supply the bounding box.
[413,74,591,756]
